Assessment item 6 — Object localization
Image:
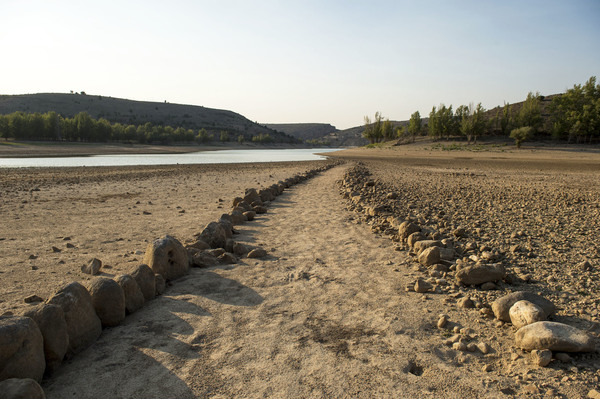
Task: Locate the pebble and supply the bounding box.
[458,297,474,309]
[476,342,490,354]
[531,349,552,367]
[437,315,448,329]
[24,295,43,303]
[482,364,492,372]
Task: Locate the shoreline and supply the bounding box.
[0,141,328,158]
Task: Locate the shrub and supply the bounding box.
[510,126,534,148]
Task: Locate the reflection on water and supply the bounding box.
[0,148,339,168]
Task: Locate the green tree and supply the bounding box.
[500,102,512,135]
[510,126,534,148]
[237,134,244,144]
[382,118,394,141]
[518,92,542,132]
[428,106,439,139]
[362,112,384,144]
[220,130,229,142]
[407,111,422,142]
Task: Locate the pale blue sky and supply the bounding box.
[1,0,599,129]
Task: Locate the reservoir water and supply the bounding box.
[0,148,340,168]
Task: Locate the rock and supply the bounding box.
[418,246,440,266]
[554,352,573,363]
[154,274,166,296]
[143,235,189,281]
[217,218,234,239]
[24,295,43,304]
[398,221,420,242]
[455,263,506,286]
[452,341,467,351]
[243,188,262,205]
[188,240,210,250]
[87,277,126,328]
[457,297,475,309]
[253,205,267,214]
[233,242,250,256]
[243,211,256,221]
[439,247,456,261]
[588,389,600,399]
[235,200,252,212]
[218,252,237,264]
[578,260,593,271]
[81,258,102,275]
[480,282,497,291]
[413,240,442,254]
[21,303,68,374]
[198,222,227,249]
[114,274,144,314]
[0,378,46,399]
[437,315,448,328]
[515,321,595,352]
[224,238,235,253]
[190,252,219,268]
[46,282,102,356]
[230,210,247,224]
[247,248,267,258]
[0,316,45,382]
[414,279,432,293]
[453,227,467,238]
[476,342,490,354]
[492,292,556,322]
[531,349,552,367]
[407,232,426,248]
[130,264,155,302]
[509,300,547,329]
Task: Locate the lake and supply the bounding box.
[0,148,340,168]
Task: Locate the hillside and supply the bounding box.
[264,123,338,141]
[0,93,293,141]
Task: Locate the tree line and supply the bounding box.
[363,76,599,145]
[0,111,294,145]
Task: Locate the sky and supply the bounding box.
[1,1,599,129]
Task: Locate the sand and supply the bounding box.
[1,143,599,397]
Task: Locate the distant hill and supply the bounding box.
[265,123,338,141]
[0,93,294,141]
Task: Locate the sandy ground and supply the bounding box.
[1,144,600,397]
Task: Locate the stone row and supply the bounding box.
[0,162,337,398]
[337,163,596,368]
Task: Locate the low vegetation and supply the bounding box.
[0,111,298,145]
[362,76,600,146]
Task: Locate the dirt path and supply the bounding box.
[43,165,514,398]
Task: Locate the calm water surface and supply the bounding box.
[0,148,340,168]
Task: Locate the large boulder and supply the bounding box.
[87,277,126,328]
[143,235,189,281]
[21,303,68,374]
[455,263,506,286]
[492,292,556,322]
[247,248,267,258]
[198,223,227,249]
[398,221,420,242]
[244,188,262,205]
[0,316,45,382]
[418,246,440,266]
[190,251,219,268]
[407,232,427,249]
[114,274,145,314]
[130,264,156,302]
[413,240,442,255]
[515,321,595,352]
[509,300,547,329]
[46,282,102,356]
[0,378,46,399]
[217,218,234,239]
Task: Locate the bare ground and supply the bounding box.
[1,145,600,397]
